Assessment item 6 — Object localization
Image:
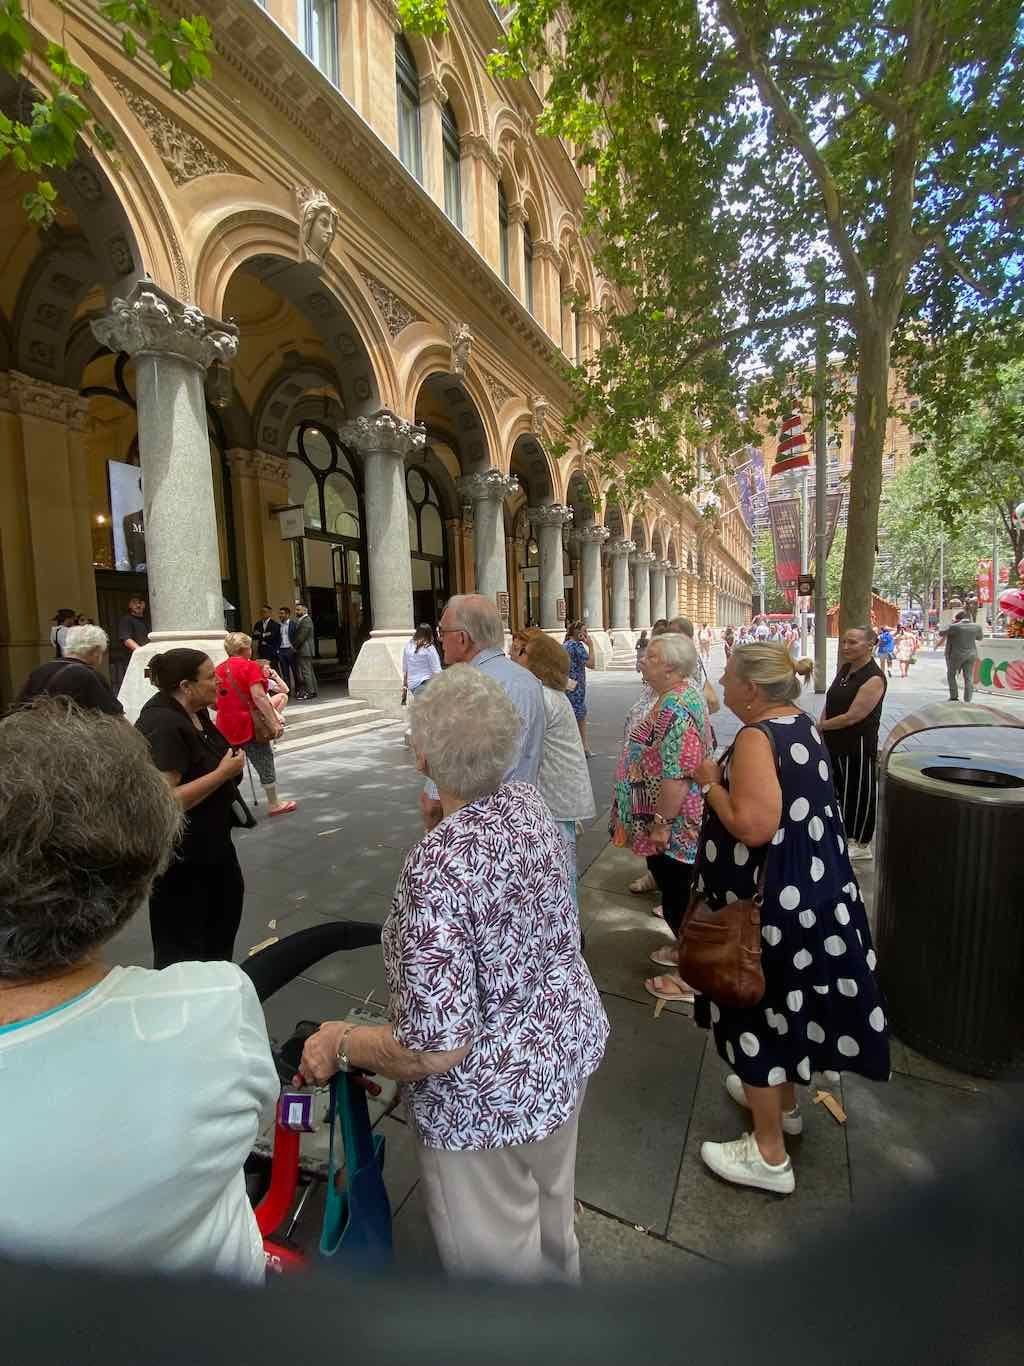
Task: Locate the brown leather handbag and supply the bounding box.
[676,864,766,1009]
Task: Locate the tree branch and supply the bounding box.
[914,232,997,301]
[773,58,908,126]
[714,0,872,308]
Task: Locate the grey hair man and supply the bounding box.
[421,593,544,830]
[15,624,124,716]
[938,610,984,702]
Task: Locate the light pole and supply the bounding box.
[810,259,829,692]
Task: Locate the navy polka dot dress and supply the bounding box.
[695,712,890,1087]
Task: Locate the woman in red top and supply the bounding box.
[214,633,297,817]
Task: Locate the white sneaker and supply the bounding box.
[724,1073,803,1134]
[700,1132,795,1195]
[849,842,873,862]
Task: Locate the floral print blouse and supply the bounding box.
[382,782,609,1151]
[612,685,713,863]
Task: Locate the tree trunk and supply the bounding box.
[839,322,890,631]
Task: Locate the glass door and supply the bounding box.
[332,544,366,672]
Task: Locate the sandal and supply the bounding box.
[629,871,657,894]
[268,800,298,817]
[650,945,679,968]
[645,974,695,1004]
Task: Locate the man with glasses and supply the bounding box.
[420,595,544,831]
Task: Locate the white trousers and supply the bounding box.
[417,1088,586,1283]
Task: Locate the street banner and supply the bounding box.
[736,447,768,528]
[769,496,802,593]
[977,558,992,604]
[821,491,843,563]
[770,406,811,477]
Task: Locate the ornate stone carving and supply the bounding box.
[338,409,426,460]
[112,79,233,186]
[356,267,424,338]
[630,549,657,566]
[296,186,339,267]
[530,395,550,437]
[448,322,473,378]
[482,372,516,410]
[531,238,561,267]
[507,200,527,227]
[576,524,610,544]
[91,283,239,371]
[0,371,83,424]
[226,448,289,483]
[419,73,447,107]
[459,132,502,177]
[528,503,574,528]
[607,538,636,558]
[457,469,518,503]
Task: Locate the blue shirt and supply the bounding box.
[424,646,544,800]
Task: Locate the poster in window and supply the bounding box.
[108,461,146,572]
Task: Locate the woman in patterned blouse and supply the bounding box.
[298,665,608,1281]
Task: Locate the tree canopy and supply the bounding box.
[403,0,1024,626]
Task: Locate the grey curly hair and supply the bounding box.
[409,664,520,802]
[0,702,182,981]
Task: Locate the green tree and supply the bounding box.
[402,0,1024,630]
[752,528,788,612]
[0,0,213,223]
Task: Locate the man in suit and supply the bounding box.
[277,606,294,692]
[252,605,281,673]
[291,601,318,701]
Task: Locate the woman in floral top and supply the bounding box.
[612,632,713,1005]
[298,665,608,1282]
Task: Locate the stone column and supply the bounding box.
[341,409,424,715]
[607,538,636,653]
[649,559,667,624]
[576,523,611,669]
[419,73,446,207]
[92,284,238,720]
[458,469,518,615]
[507,200,527,302]
[664,564,680,620]
[631,550,654,630]
[532,239,561,341]
[530,503,573,631]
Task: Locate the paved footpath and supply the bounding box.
[108,643,1020,1278]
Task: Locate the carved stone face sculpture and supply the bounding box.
[299,192,338,264]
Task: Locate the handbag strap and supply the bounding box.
[223,658,262,722]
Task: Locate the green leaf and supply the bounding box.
[121,29,138,58]
[168,56,193,92]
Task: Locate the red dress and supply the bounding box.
[214,657,266,747]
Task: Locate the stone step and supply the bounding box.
[275,715,403,756]
[277,701,387,744]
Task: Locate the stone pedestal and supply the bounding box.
[631,550,655,631]
[607,538,636,653]
[342,410,425,716]
[92,284,238,721]
[577,523,611,669]
[458,469,518,605]
[530,503,573,630]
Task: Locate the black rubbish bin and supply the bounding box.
[874,703,1024,1077]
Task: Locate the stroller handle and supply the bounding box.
[239,920,383,1004]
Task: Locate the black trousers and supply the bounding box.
[149,843,245,969]
[645,854,696,936]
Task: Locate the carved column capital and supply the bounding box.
[0,371,85,424]
[420,73,448,107]
[607,538,636,559]
[338,409,426,460]
[630,549,657,566]
[528,503,574,528]
[92,282,238,371]
[458,469,519,503]
[576,524,611,545]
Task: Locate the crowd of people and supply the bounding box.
[2,594,897,1291]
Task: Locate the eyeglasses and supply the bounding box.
[437,625,465,635]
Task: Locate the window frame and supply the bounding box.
[498,182,510,285]
[441,102,462,229]
[395,35,423,182]
[523,216,534,315]
[299,0,339,88]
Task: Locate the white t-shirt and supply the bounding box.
[402,640,441,691]
[0,962,278,1282]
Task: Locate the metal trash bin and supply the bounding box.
[874,702,1024,1076]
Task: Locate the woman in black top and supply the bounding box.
[819,628,887,860]
[135,649,246,968]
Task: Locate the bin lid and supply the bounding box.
[880,701,1023,774]
[887,750,1024,804]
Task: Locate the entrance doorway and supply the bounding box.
[332,544,367,669]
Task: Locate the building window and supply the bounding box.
[498,182,510,285]
[299,0,338,87]
[573,305,583,363]
[441,102,462,228]
[523,217,534,315]
[395,35,422,181]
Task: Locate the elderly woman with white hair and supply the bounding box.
[298,665,609,1282]
[611,630,714,1005]
[15,624,123,715]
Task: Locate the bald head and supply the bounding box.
[440,594,504,663]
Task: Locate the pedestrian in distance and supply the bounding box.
[698,622,713,660]
[15,624,124,717]
[290,601,318,700]
[402,623,442,706]
[635,629,649,670]
[49,609,76,657]
[894,624,917,679]
[251,604,282,673]
[214,633,296,819]
[876,625,895,677]
[135,649,248,969]
[118,596,149,656]
[692,643,889,1196]
[277,606,295,692]
[819,628,887,861]
[563,620,596,755]
[938,610,984,702]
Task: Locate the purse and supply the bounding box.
[230,788,258,829]
[225,661,276,744]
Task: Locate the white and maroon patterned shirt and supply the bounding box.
[383,781,609,1151]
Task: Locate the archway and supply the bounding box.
[509,432,562,629]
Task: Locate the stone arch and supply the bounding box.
[509,428,559,505]
[403,335,498,475]
[12,234,101,386]
[253,360,346,456]
[565,468,598,526]
[630,516,648,549]
[651,528,664,560]
[604,501,626,540]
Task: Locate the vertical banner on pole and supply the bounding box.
[768,497,802,601]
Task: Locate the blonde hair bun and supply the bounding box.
[793,657,814,679]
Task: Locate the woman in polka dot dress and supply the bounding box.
[691,644,889,1196]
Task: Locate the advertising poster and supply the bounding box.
[108,461,146,572]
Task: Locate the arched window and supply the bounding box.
[523,217,534,315]
[498,182,510,285]
[395,35,422,181]
[299,0,338,86]
[287,423,361,543]
[441,102,461,228]
[407,464,449,621]
[573,305,583,363]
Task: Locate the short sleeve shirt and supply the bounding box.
[118,614,149,648]
[136,693,235,862]
[15,660,123,716]
[213,657,266,747]
[613,684,713,862]
[383,781,609,1150]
